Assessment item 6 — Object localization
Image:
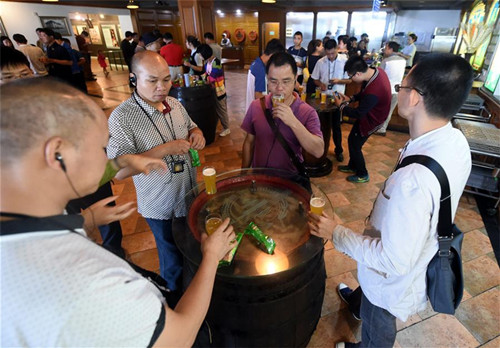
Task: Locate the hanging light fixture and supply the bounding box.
[261,0,276,3]
[127,0,139,9]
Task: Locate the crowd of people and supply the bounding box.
[1,25,473,348]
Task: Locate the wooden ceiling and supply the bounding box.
[9,0,473,11]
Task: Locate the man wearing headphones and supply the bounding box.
[1,78,235,347]
[107,51,205,293]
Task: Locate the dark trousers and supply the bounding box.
[332,109,343,155]
[145,218,183,291]
[347,288,397,348]
[66,182,124,257]
[297,74,304,85]
[81,52,94,80]
[347,122,369,177]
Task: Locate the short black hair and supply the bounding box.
[264,38,285,56]
[125,31,133,38]
[408,53,473,119]
[344,55,368,75]
[409,33,418,42]
[35,28,44,32]
[293,31,303,38]
[62,38,71,45]
[204,32,215,40]
[81,31,89,37]
[163,32,173,40]
[13,34,27,44]
[186,35,201,48]
[40,28,55,37]
[324,39,337,50]
[349,37,357,43]
[337,35,349,45]
[361,33,369,39]
[266,51,297,76]
[1,46,30,69]
[53,32,62,40]
[197,43,213,60]
[386,41,400,52]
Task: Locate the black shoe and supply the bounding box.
[336,153,344,162]
[337,283,361,321]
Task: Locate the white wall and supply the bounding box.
[0,1,132,49]
[394,10,461,51]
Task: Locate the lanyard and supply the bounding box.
[328,59,337,80]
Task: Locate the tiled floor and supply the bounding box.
[88,58,499,347]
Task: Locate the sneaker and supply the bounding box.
[219,128,231,137]
[336,153,344,162]
[346,174,370,183]
[338,165,355,173]
[335,342,360,348]
[374,131,386,136]
[337,283,362,321]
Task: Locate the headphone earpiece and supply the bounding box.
[129,73,137,86]
[55,152,67,172]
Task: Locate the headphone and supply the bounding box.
[129,72,137,86]
[55,152,67,172]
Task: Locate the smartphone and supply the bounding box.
[334,91,340,98]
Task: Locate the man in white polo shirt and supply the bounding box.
[311,39,350,162]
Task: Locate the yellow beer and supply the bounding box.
[320,92,327,104]
[315,87,321,99]
[205,214,222,235]
[203,166,217,194]
[310,197,325,215]
[300,93,307,101]
[272,93,285,107]
[298,85,304,94]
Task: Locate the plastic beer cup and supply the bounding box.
[315,87,321,99]
[205,213,222,235]
[203,166,217,194]
[310,196,325,215]
[300,93,307,101]
[320,92,327,104]
[272,93,285,107]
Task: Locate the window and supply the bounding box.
[285,12,314,49]
[316,12,349,41]
[350,11,387,53]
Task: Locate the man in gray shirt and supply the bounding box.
[204,32,222,60]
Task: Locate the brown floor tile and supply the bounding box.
[307,309,358,348]
[396,313,480,347]
[463,255,500,296]
[128,248,160,273]
[455,205,485,232]
[455,288,500,344]
[480,335,500,348]
[322,272,359,317]
[335,202,373,224]
[324,248,357,278]
[462,229,495,262]
[122,230,157,255]
[326,192,351,208]
[396,312,422,331]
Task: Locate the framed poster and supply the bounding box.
[0,17,7,37]
[39,16,71,36]
[88,27,102,45]
[101,24,120,48]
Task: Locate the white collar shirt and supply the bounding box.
[333,123,471,321]
[310,55,348,95]
[107,92,198,219]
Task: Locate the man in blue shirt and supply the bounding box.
[245,38,284,112]
[287,31,307,85]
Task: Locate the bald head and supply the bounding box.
[131,50,169,77]
[1,78,104,166]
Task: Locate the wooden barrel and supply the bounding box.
[169,85,218,145]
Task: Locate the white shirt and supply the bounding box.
[1,218,165,347]
[380,54,406,93]
[333,123,471,321]
[107,93,198,219]
[310,55,349,95]
[402,42,417,67]
[17,43,48,76]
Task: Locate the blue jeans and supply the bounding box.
[145,218,183,291]
[348,292,397,348]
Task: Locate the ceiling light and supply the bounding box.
[236,9,242,15]
[100,14,105,19]
[127,0,139,9]
[262,0,276,3]
[217,9,222,14]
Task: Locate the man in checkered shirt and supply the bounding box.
[107,51,205,291]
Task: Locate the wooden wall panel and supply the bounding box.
[215,12,259,65]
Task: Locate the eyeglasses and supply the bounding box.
[394,84,426,96]
[268,78,294,87]
[348,72,356,79]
